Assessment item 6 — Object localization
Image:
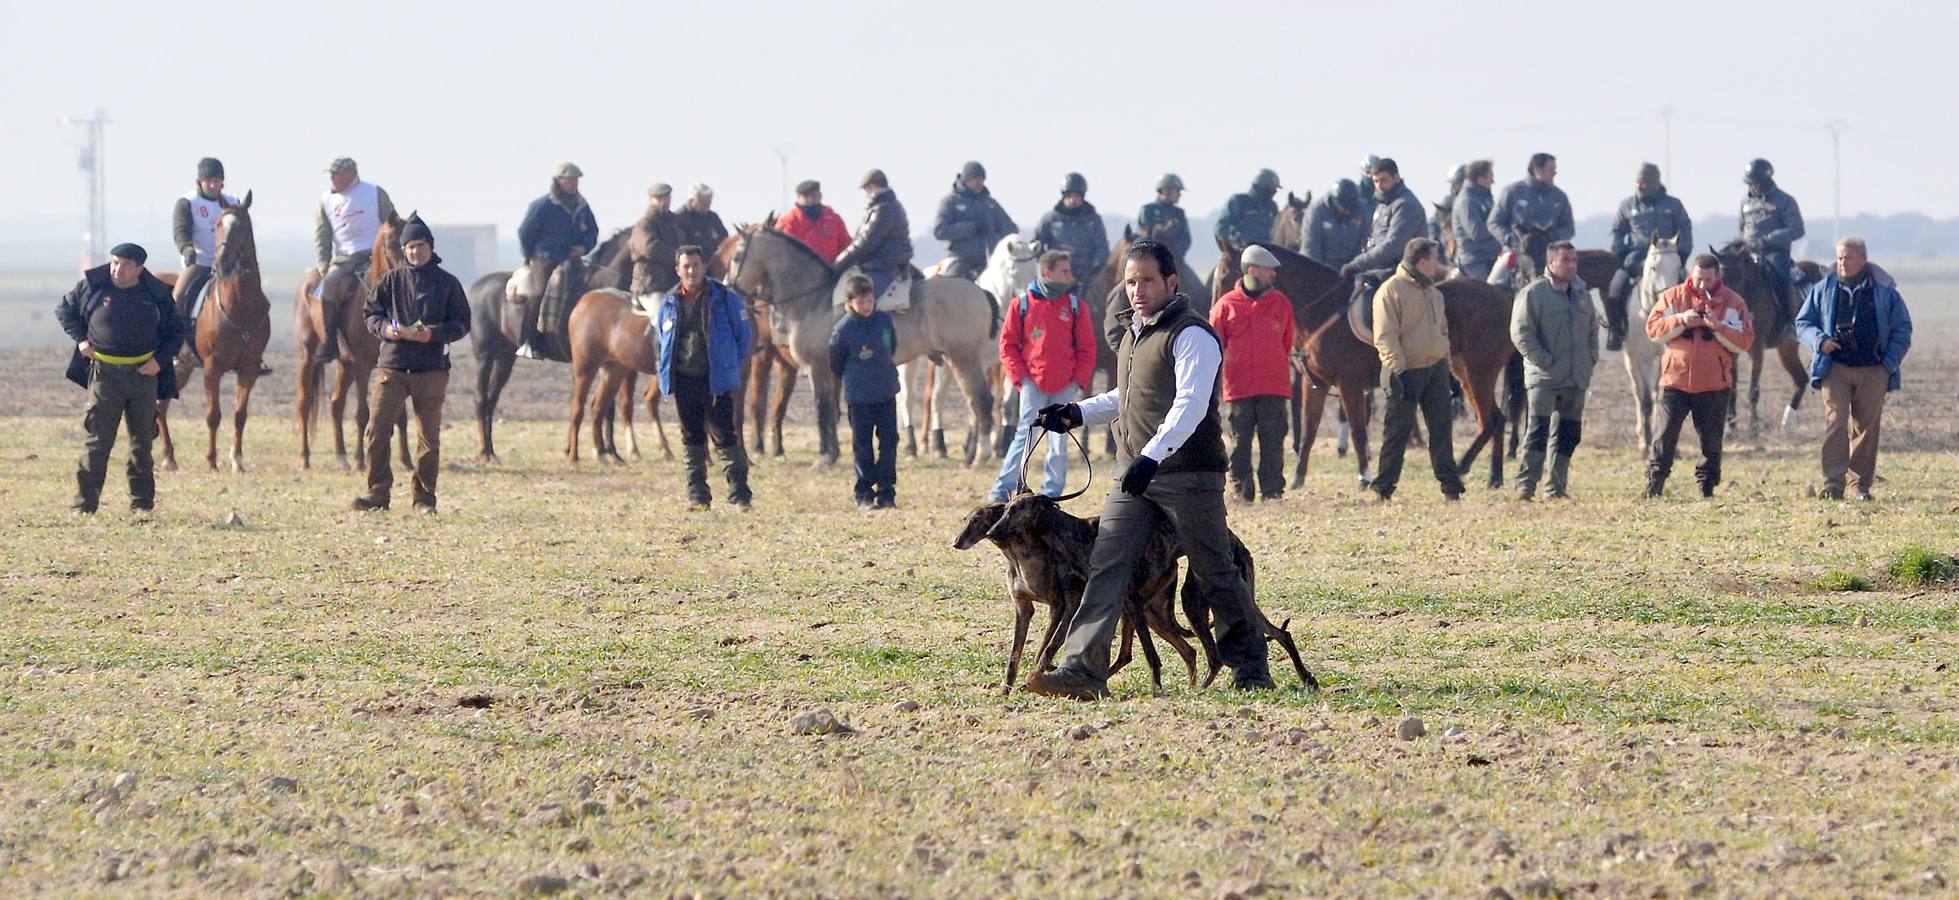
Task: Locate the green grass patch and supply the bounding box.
[1817,571,1875,592]
[1887,546,1956,588]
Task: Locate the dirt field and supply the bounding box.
[1,274,1955,896]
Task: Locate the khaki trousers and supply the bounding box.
[364,368,448,508]
[1819,363,1888,495]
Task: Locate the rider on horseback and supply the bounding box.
[1431,164,1466,247]
[171,157,236,329]
[1605,162,1693,351]
[675,183,730,256]
[515,162,600,358]
[1035,173,1110,293]
[1136,174,1191,262]
[1490,153,1574,273]
[933,161,1017,281]
[313,157,397,364]
[628,183,686,297]
[834,169,914,302]
[1301,178,1367,270]
[1214,169,1282,250]
[1450,160,1502,281]
[1339,159,1425,280]
[777,180,852,263]
[1739,158,1807,337]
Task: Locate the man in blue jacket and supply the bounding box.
[1794,237,1911,501]
[657,245,755,510]
[1451,160,1502,280]
[1739,158,1807,335]
[933,161,1017,280]
[1605,163,1693,350]
[1339,158,1426,279]
[516,162,599,357]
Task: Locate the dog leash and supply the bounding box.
[1015,422,1094,501]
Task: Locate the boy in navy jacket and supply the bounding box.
[829,275,902,508]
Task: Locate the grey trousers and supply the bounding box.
[1053,470,1270,683]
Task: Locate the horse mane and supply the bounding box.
[592,227,632,268]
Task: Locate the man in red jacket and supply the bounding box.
[989,249,1098,501]
[1211,245,1296,501]
[1643,253,1754,498]
[776,180,851,263]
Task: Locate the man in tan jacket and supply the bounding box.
[1369,238,1463,501]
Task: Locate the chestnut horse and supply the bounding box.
[1270,191,1310,250]
[1714,240,1812,434]
[563,288,674,463]
[156,192,270,473]
[295,211,408,470]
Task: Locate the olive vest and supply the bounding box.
[1112,295,1228,473]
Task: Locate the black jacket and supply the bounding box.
[56,266,183,398]
[834,188,913,274]
[364,256,472,372]
[675,207,730,255]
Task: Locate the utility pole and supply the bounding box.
[59,108,109,268]
[1826,120,1845,245]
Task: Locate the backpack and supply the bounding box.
[1017,290,1081,346]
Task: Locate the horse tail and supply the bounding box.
[980,289,1000,338]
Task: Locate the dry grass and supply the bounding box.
[1,322,1955,897]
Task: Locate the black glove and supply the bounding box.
[1035,403,1082,433]
[182,249,198,269]
[1118,455,1159,496]
[1622,252,1642,272]
[1337,262,1358,279]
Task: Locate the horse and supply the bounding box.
[1625,238,1682,455]
[1270,191,1310,250]
[563,287,674,463]
[1714,240,1812,434]
[295,213,409,471]
[468,228,634,461]
[725,227,997,467]
[155,192,271,473]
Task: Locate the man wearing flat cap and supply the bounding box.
[628,183,687,296]
[1210,244,1296,502]
[353,215,471,514]
[833,169,914,301]
[516,162,600,358]
[777,180,851,263]
[675,184,729,258]
[314,157,397,363]
[55,243,182,515]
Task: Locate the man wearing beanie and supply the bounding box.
[933,161,1017,280]
[1210,245,1296,502]
[55,243,182,515]
[777,180,851,263]
[352,215,471,514]
[1368,238,1463,502]
[1605,162,1693,350]
[628,183,686,296]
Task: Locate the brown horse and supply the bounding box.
[1271,191,1310,249]
[563,288,674,463]
[1715,240,1812,433]
[156,192,271,473]
[295,212,408,470]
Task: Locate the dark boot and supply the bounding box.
[683,441,712,508]
[1515,450,1545,500]
[318,295,343,363]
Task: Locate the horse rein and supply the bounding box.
[1015,424,1094,502]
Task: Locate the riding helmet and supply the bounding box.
[1744,158,1775,184]
[1253,168,1282,190]
[1156,173,1184,192]
[1060,172,1087,196]
[196,158,224,180]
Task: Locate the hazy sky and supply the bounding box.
[9,0,1957,256]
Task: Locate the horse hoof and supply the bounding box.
[814,456,837,470]
[335,454,350,472]
[232,458,245,474]
[162,459,177,473]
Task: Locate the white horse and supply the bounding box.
[1626,237,1682,456]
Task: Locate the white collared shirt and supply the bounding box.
[1076,304,1221,462]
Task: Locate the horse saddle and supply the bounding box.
[1346,268,1391,346]
[832,265,913,313]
